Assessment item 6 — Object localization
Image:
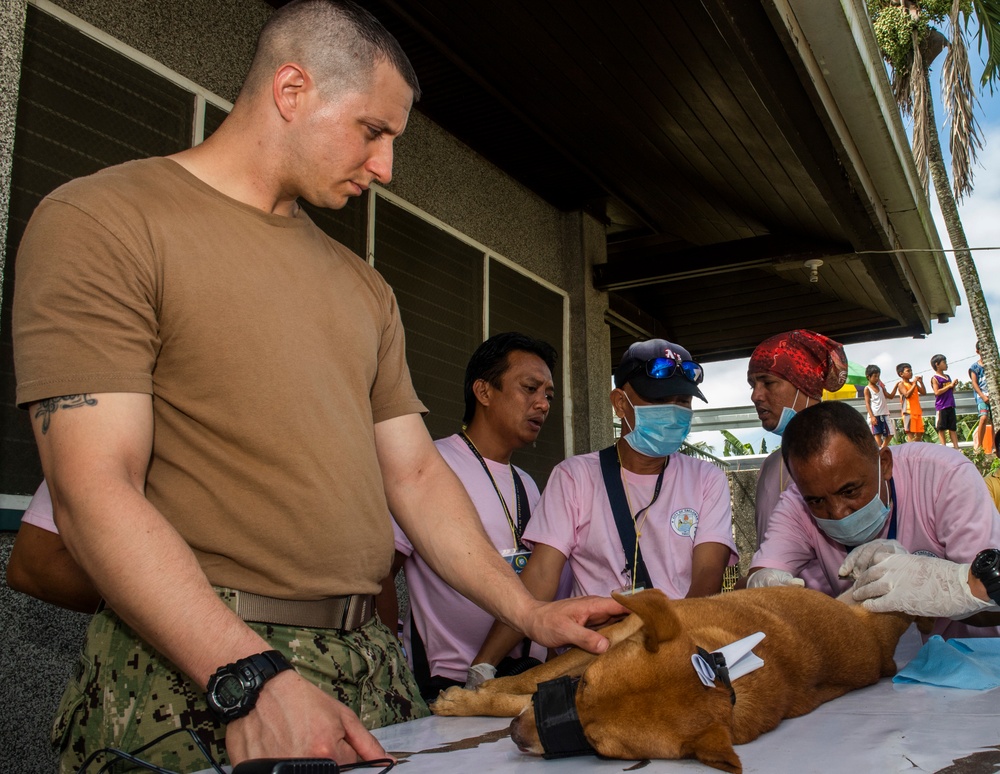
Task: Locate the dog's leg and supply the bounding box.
[473,614,643,696]
[430,646,598,718]
[430,687,534,718]
[431,615,642,718]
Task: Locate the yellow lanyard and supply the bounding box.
[461,431,521,550]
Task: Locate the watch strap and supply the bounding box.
[972,549,1000,605]
[251,650,293,681]
[207,650,293,723]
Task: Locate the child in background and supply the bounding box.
[930,353,960,449]
[895,362,926,443]
[970,341,992,452]
[864,364,895,450]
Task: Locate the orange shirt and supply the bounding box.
[901,381,922,418]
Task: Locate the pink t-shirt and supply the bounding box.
[523,449,737,599]
[752,443,1000,639]
[393,434,544,682]
[755,450,826,589]
[20,480,56,532]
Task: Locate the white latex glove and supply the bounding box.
[852,554,995,618]
[464,663,497,689]
[746,568,805,588]
[838,539,909,580]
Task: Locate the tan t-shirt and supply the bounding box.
[14,158,426,598]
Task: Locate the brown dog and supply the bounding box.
[430,586,912,773]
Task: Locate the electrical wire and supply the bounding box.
[76,726,226,774]
[75,727,395,774]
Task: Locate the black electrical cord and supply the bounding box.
[76,726,226,774]
[75,726,396,774]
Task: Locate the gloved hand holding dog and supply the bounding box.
[838,538,909,579]
[746,568,805,588]
[851,554,996,618]
[465,663,497,689]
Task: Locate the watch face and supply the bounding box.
[214,673,246,708]
[973,549,1000,576]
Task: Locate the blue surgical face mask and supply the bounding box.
[772,390,801,437]
[814,456,891,547]
[622,395,693,458]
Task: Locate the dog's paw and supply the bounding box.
[429,685,476,716]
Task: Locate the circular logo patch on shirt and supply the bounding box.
[671,508,699,539]
[913,549,939,559]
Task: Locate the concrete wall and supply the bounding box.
[0,1,612,769]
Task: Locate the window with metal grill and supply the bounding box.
[373,196,567,487]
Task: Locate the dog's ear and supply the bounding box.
[684,723,742,774]
[611,589,682,652]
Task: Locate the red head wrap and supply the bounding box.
[747,330,847,400]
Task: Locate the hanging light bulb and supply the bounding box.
[803,259,823,283]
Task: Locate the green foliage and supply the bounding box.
[971,0,1000,89]
[919,413,984,442]
[871,3,924,68]
[682,439,715,457]
[962,445,999,475]
[958,412,980,441]
[868,0,976,70]
[721,430,753,457]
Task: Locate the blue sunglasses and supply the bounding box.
[631,357,704,385]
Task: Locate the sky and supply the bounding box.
[688,52,1000,456]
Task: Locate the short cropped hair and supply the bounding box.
[931,354,947,370]
[896,362,911,377]
[242,0,420,101]
[463,333,558,425]
[781,402,879,470]
[865,364,880,379]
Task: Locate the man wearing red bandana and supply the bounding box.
[746,330,847,574]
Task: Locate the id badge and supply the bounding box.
[613,584,647,596]
[502,548,531,574]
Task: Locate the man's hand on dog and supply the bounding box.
[839,539,909,580]
[519,595,629,654]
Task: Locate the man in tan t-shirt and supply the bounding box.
[11,2,624,770]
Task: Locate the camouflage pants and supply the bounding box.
[54,588,428,772]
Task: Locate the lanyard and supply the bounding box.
[598,444,668,592]
[460,432,527,550]
[886,477,898,540]
[618,444,667,530]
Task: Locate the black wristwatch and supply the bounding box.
[971,549,1000,606]
[206,650,292,723]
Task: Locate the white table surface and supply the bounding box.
[372,626,1000,774]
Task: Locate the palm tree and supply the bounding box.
[868,0,1000,414]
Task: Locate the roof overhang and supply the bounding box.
[266,0,959,361]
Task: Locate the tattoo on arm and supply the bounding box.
[34,395,98,434]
